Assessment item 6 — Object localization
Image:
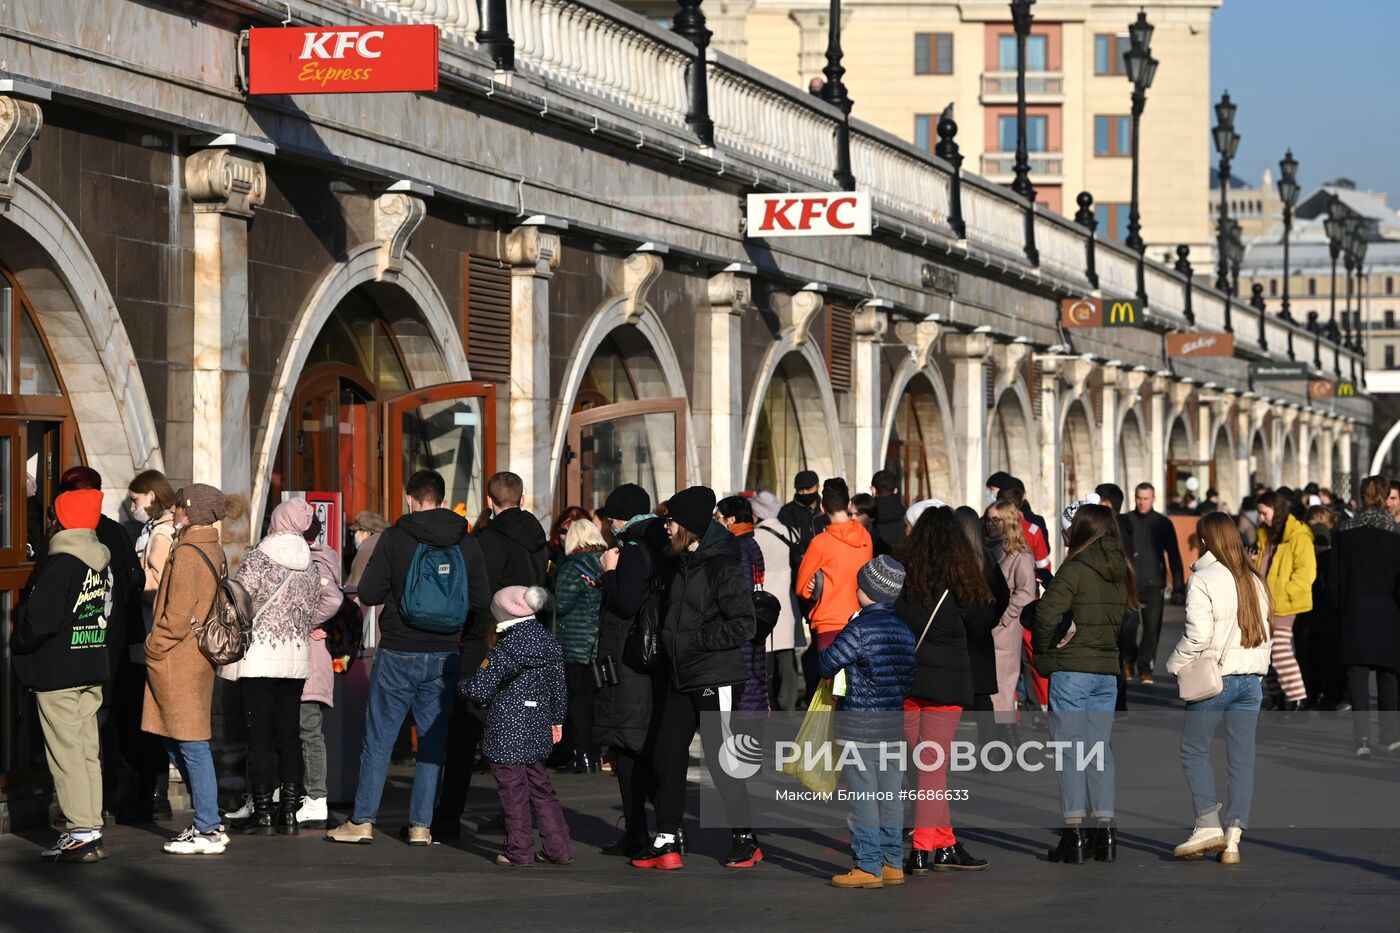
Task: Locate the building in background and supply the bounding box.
[625,0,1220,254]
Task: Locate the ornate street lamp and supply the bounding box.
[1212,91,1240,293]
[1221,219,1243,332]
[673,0,715,146]
[1010,0,1039,265]
[820,0,855,190]
[1123,11,1157,304]
[1324,196,1346,344]
[1276,149,1300,360]
[1352,234,1369,353]
[1341,216,1359,350]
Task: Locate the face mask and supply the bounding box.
[983,488,997,507]
[795,492,818,507]
[1244,510,1259,526]
[131,505,148,523]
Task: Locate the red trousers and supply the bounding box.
[903,698,961,851]
[1022,628,1049,707]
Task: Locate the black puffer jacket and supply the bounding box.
[661,522,755,691]
[594,517,670,753]
[477,507,548,591]
[872,494,906,553]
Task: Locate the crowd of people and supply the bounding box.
[9,457,1398,885]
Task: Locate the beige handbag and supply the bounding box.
[1176,596,1238,703]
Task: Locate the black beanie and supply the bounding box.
[603,483,650,522]
[665,486,716,537]
[986,471,1017,491]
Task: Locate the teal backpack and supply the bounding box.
[399,542,470,633]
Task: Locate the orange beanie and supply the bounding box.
[54,489,103,531]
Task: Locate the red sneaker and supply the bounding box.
[631,839,683,870]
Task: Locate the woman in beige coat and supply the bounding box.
[142,483,229,856]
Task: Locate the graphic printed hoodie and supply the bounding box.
[11,528,113,691]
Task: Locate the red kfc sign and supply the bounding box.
[248,25,439,95]
[746,191,872,238]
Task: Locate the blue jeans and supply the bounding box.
[843,743,904,875]
[1181,674,1262,828]
[352,648,461,828]
[1048,672,1117,820]
[164,738,220,833]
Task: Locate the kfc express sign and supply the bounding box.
[746,191,872,238]
[248,25,439,95]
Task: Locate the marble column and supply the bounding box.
[1036,355,1062,559]
[851,302,890,491]
[699,265,754,493]
[1098,365,1121,487]
[1148,374,1169,499]
[946,331,991,510]
[185,145,266,560]
[505,223,561,515]
[1320,423,1336,489]
[1298,412,1315,486]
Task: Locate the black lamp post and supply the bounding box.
[1175,244,1195,324]
[1010,0,1039,265]
[673,0,715,146]
[1324,196,1345,344]
[1221,220,1242,332]
[1341,217,1358,350]
[1212,92,1240,293]
[477,0,515,70]
[820,0,855,190]
[1277,149,1299,360]
[1123,11,1157,304]
[1352,234,1369,353]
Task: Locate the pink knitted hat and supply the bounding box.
[490,585,550,623]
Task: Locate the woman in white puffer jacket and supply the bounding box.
[223,499,321,834]
[1165,511,1273,865]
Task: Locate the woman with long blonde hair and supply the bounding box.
[983,500,1036,732]
[1166,511,1274,865]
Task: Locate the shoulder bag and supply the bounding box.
[1176,579,1241,703]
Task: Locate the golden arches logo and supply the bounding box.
[1108,302,1136,325]
[1338,382,1356,396]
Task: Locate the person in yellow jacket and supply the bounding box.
[1253,492,1316,709]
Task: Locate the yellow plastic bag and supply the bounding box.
[781,679,840,795]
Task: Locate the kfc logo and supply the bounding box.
[747,192,872,238]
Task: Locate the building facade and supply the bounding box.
[0,0,1365,827]
[626,0,1219,253]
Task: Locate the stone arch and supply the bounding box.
[552,293,699,505]
[249,243,469,525]
[742,338,844,491]
[1211,421,1239,511]
[1249,429,1269,489]
[1280,433,1300,488]
[1059,398,1096,506]
[1168,413,1193,462]
[1117,406,1150,492]
[987,380,1037,484]
[881,356,958,502]
[0,175,163,513]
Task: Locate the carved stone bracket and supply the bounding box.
[781,289,825,347]
[1118,366,1150,411]
[0,95,43,204]
[1167,379,1195,425]
[707,270,755,316]
[894,320,942,371]
[185,148,267,218]
[505,224,561,278]
[852,303,889,340]
[943,330,990,361]
[615,251,664,324]
[373,191,427,281]
[1060,357,1095,401]
[1277,404,1300,436]
[990,341,1030,399]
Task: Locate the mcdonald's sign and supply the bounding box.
[1059,298,1143,329]
[1338,381,1357,396]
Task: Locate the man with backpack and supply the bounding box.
[326,470,490,846]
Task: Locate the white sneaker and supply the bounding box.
[1173,825,1226,860]
[41,832,77,859]
[296,797,329,822]
[223,794,254,821]
[1219,825,1243,864]
[163,825,228,855]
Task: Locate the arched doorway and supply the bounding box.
[988,390,1031,484]
[1281,435,1299,488]
[1117,408,1149,492]
[563,326,686,512]
[884,374,952,503]
[746,352,835,495]
[268,284,494,542]
[1212,426,1238,511]
[1060,400,1095,507]
[1167,415,1211,504]
[0,266,83,783]
[1249,431,1268,490]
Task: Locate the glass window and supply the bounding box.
[915,115,934,152]
[1386,310,1396,329]
[1387,345,1395,370]
[1094,115,1131,156]
[915,34,931,74]
[998,34,1048,71]
[936,33,954,74]
[17,312,61,397]
[914,33,953,75]
[1387,276,1394,295]
[1270,279,1278,297]
[1095,34,1129,75]
[999,114,1048,152]
[1095,203,1130,242]
[1308,278,1317,296]
[0,283,10,393]
[0,434,10,549]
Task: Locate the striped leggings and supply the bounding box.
[1271,614,1306,702]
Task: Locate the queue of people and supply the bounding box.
[10,455,1398,884]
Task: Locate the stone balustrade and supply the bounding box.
[709,53,840,181]
[849,124,952,229]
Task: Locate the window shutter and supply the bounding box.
[936,33,954,74]
[463,253,512,383]
[1031,359,1043,417]
[825,306,853,392]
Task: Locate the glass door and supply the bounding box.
[384,382,496,523]
[564,399,686,513]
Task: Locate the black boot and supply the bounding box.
[1048,827,1087,864]
[602,826,648,858]
[243,785,275,835]
[904,848,932,874]
[276,783,302,835]
[1093,822,1117,862]
[931,843,989,871]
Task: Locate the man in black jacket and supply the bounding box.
[432,471,548,838]
[327,469,491,847]
[11,488,114,862]
[869,469,907,552]
[777,469,821,551]
[1124,482,1185,683]
[632,486,758,873]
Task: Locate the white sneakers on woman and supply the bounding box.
[1219,826,1243,864]
[1172,825,1226,860]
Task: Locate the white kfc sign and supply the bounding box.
[746,191,872,238]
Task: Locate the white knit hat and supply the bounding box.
[905,498,947,528]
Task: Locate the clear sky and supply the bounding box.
[1211,0,1400,201]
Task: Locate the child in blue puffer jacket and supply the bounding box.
[465,586,573,867]
[818,555,916,890]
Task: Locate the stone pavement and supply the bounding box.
[3,612,1399,933]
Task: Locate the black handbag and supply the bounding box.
[623,546,665,670]
[752,588,782,645]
